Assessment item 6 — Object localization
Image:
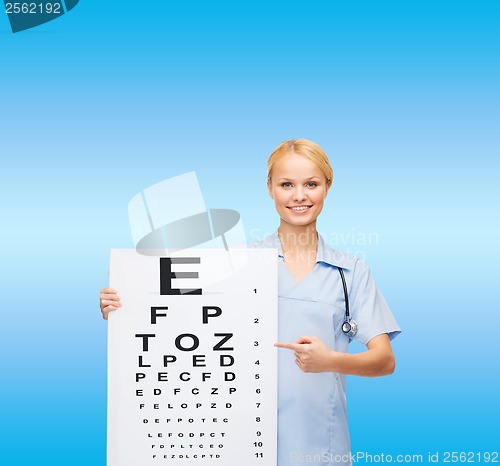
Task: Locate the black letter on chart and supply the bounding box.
[175,334,200,352]
[135,334,156,351]
[213,333,234,351]
[202,306,222,323]
[151,307,169,324]
[160,257,202,295]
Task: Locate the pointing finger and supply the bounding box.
[274,342,303,352]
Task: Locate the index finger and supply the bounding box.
[101,288,118,294]
[274,342,303,352]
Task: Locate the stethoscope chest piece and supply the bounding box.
[342,319,358,338]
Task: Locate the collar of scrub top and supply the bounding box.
[263,231,355,271]
[264,230,359,337]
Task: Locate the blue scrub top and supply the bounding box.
[251,232,401,466]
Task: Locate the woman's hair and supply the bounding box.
[267,138,334,184]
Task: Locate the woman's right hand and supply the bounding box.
[100,288,122,320]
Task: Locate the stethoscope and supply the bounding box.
[338,267,358,338]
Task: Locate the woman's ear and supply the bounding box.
[325,179,332,197]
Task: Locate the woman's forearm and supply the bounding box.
[328,344,395,377]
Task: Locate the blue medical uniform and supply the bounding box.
[251,232,401,465]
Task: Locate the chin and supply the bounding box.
[281,216,318,228]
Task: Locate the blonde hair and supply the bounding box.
[267,138,334,184]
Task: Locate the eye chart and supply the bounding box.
[108,248,278,466]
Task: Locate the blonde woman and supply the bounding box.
[100,139,401,465]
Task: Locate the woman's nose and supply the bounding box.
[293,186,307,201]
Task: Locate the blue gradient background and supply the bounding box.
[1,1,499,464]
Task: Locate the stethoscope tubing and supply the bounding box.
[338,267,357,337]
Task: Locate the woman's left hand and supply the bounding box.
[274,336,335,373]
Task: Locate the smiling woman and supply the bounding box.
[254,138,401,465]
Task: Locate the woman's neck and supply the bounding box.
[278,222,318,259]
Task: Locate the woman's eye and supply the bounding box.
[306,182,317,188]
[281,182,292,188]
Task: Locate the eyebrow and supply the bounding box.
[276,176,321,181]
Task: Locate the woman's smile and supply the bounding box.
[287,205,313,212]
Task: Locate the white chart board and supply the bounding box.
[107,248,278,466]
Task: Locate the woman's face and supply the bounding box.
[268,151,330,228]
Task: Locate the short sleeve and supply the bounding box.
[349,259,401,345]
